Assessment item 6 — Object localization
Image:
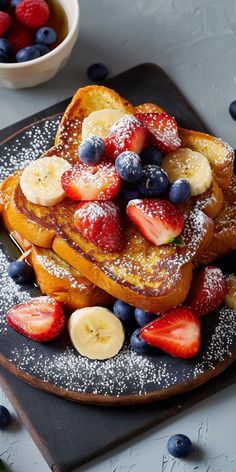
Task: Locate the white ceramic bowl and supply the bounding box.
[0,0,79,89]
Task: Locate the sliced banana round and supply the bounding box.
[82,108,129,140]
[225,275,236,310]
[20,156,71,207]
[68,306,125,360]
[162,147,212,196]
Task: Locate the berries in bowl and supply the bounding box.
[0,0,79,88]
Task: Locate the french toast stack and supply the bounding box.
[0,85,235,316]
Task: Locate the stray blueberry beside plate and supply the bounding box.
[8,260,34,284]
[167,434,193,458]
[87,62,109,82]
[0,406,11,429]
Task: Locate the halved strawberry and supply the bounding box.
[61,160,121,201]
[105,115,147,160]
[6,296,65,342]
[126,198,185,246]
[141,306,201,359]
[74,201,122,252]
[135,112,181,154]
[188,266,227,317]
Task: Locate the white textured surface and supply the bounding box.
[1,0,236,471]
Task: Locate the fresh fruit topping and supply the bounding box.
[20,156,71,206]
[141,306,201,359]
[16,44,40,62]
[6,296,65,342]
[68,306,125,360]
[113,299,135,323]
[119,182,141,207]
[8,260,34,284]
[188,266,227,317]
[140,145,163,166]
[115,151,143,183]
[130,328,151,354]
[16,0,49,29]
[162,148,212,196]
[229,100,236,120]
[0,406,11,430]
[105,115,147,160]
[8,23,32,52]
[87,62,109,82]
[34,43,49,56]
[225,275,236,310]
[61,160,121,201]
[127,199,185,246]
[78,135,104,164]
[35,26,57,45]
[167,434,193,458]
[11,0,21,7]
[135,112,181,153]
[0,0,7,9]
[0,38,12,56]
[74,201,122,252]
[169,178,191,203]
[134,308,154,327]
[82,109,128,141]
[0,11,11,36]
[137,164,169,197]
[0,51,8,62]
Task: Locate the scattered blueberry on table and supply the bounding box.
[78,136,104,164]
[0,405,11,429]
[229,100,236,120]
[87,62,109,82]
[167,434,193,458]
[130,328,150,354]
[8,260,34,284]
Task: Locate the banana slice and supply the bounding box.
[162,147,212,196]
[20,156,71,206]
[225,275,236,310]
[68,306,125,360]
[82,108,129,140]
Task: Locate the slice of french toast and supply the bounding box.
[0,86,234,312]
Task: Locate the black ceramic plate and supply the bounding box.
[0,102,236,406]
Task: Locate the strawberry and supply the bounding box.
[126,198,185,246]
[74,201,122,252]
[0,12,12,36]
[8,24,32,52]
[16,0,49,29]
[135,112,181,154]
[105,115,147,160]
[6,296,65,342]
[61,160,121,201]
[188,266,227,317]
[141,306,201,359]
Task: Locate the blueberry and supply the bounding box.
[0,406,11,429]
[167,434,193,458]
[130,328,150,354]
[34,43,50,57]
[138,165,169,197]
[8,261,34,284]
[0,0,7,9]
[229,100,236,120]
[113,299,134,323]
[35,27,57,45]
[120,183,141,207]
[140,146,163,166]
[115,151,143,183]
[87,62,109,82]
[10,0,20,6]
[169,178,191,203]
[0,38,12,56]
[0,51,8,63]
[78,136,104,164]
[134,308,153,327]
[16,46,40,63]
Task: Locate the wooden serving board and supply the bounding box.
[0,63,236,469]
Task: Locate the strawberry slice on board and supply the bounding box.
[61,160,121,201]
[105,115,147,160]
[74,200,122,252]
[141,306,201,359]
[126,198,185,246]
[135,112,181,154]
[6,296,65,342]
[188,266,227,317]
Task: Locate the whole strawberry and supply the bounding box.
[0,11,12,36]
[16,0,49,29]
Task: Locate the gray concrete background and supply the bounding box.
[1,0,236,470]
